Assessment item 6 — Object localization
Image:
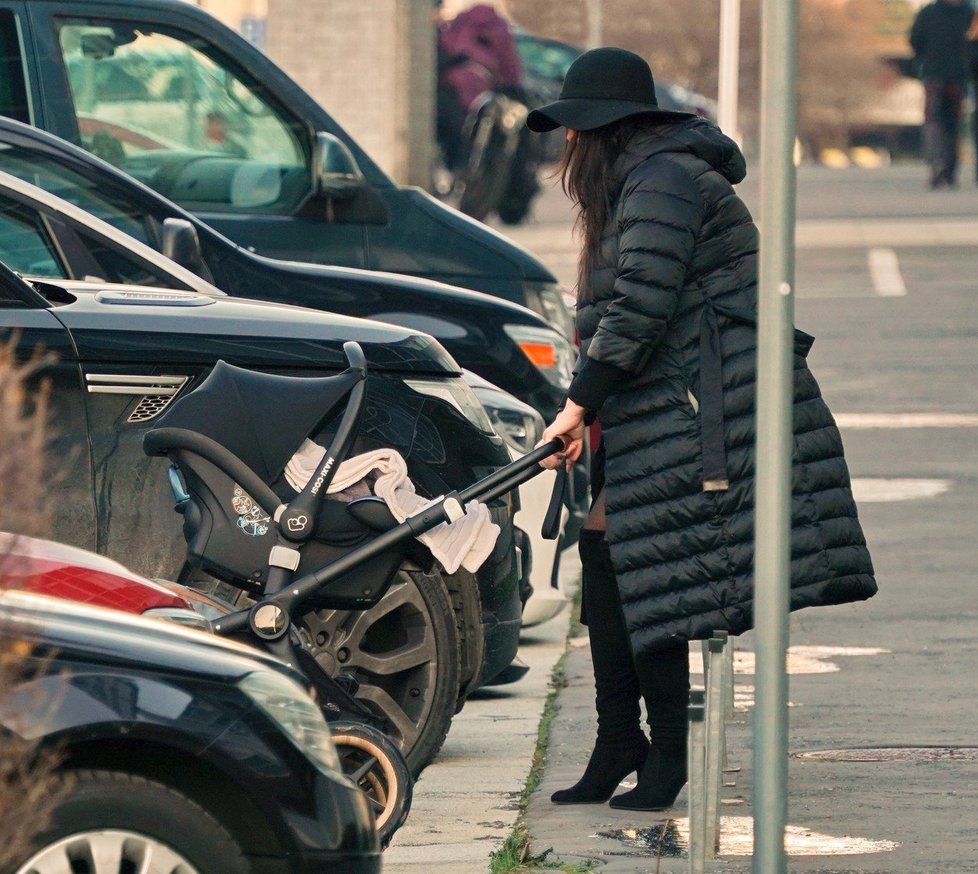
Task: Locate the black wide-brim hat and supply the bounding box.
[526,46,693,133]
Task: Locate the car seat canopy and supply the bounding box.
[154,360,359,484]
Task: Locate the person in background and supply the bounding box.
[909,0,973,189]
[966,8,978,184]
[436,2,522,170]
[529,47,878,811]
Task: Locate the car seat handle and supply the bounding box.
[278,343,367,543]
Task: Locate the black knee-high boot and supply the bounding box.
[610,640,690,810]
[551,530,649,805]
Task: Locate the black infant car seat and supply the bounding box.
[144,356,413,610]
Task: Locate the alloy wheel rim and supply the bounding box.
[302,576,437,754]
[16,830,199,874]
[332,732,397,830]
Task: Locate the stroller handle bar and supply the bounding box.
[211,437,565,638]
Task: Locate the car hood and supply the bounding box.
[34,279,460,374]
[0,589,298,683]
[396,188,557,283]
[246,254,554,326]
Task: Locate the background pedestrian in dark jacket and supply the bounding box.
[909,0,973,188]
[529,47,877,812]
[966,8,978,183]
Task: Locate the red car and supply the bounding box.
[0,532,206,624]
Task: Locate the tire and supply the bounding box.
[301,567,460,777]
[330,721,413,848]
[15,769,249,874]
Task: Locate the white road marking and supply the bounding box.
[728,645,890,677]
[851,477,951,502]
[712,817,900,856]
[836,412,978,428]
[867,247,907,297]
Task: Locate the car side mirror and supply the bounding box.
[313,132,364,200]
[161,218,206,276]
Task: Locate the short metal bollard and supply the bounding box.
[709,631,731,714]
[704,637,725,856]
[687,692,707,874]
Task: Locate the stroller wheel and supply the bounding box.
[330,720,413,848]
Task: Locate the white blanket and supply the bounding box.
[285,441,500,575]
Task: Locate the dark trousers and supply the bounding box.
[579,529,689,750]
[972,64,978,181]
[923,79,964,184]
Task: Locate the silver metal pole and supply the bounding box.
[718,0,741,142]
[688,696,707,874]
[723,633,736,722]
[753,0,797,871]
[586,0,603,49]
[704,637,725,856]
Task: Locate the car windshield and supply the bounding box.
[57,20,310,213]
[0,144,152,244]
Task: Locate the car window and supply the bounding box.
[0,196,68,279]
[74,229,176,287]
[516,36,580,82]
[56,19,310,213]
[0,145,152,244]
[0,10,31,124]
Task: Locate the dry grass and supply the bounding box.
[0,337,53,538]
[0,335,63,865]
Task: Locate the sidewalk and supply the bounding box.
[524,624,978,873]
[382,551,578,873]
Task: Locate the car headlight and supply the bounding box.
[525,281,576,343]
[471,385,545,453]
[404,377,495,433]
[239,671,343,776]
[503,324,575,390]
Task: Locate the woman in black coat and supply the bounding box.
[530,48,877,811]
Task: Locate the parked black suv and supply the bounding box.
[0,116,573,416]
[0,0,575,337]
[0,589,380,873]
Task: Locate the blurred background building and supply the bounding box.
[192,0,938,178]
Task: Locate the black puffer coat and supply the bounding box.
[578,119,877,657]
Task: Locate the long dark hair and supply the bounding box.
[557,117,649,302]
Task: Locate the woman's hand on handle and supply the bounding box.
[537,400,587,471]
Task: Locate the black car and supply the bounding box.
[0,116,574,416]
[0,0,573,331]
[0,240,519,772]
[0,589,379,873]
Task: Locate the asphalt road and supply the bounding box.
[499,162,978,872]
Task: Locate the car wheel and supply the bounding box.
[16,770,249,874]
[301,567,460,776]
[330,720,413,848]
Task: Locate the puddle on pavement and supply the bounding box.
[598,821,685,858]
